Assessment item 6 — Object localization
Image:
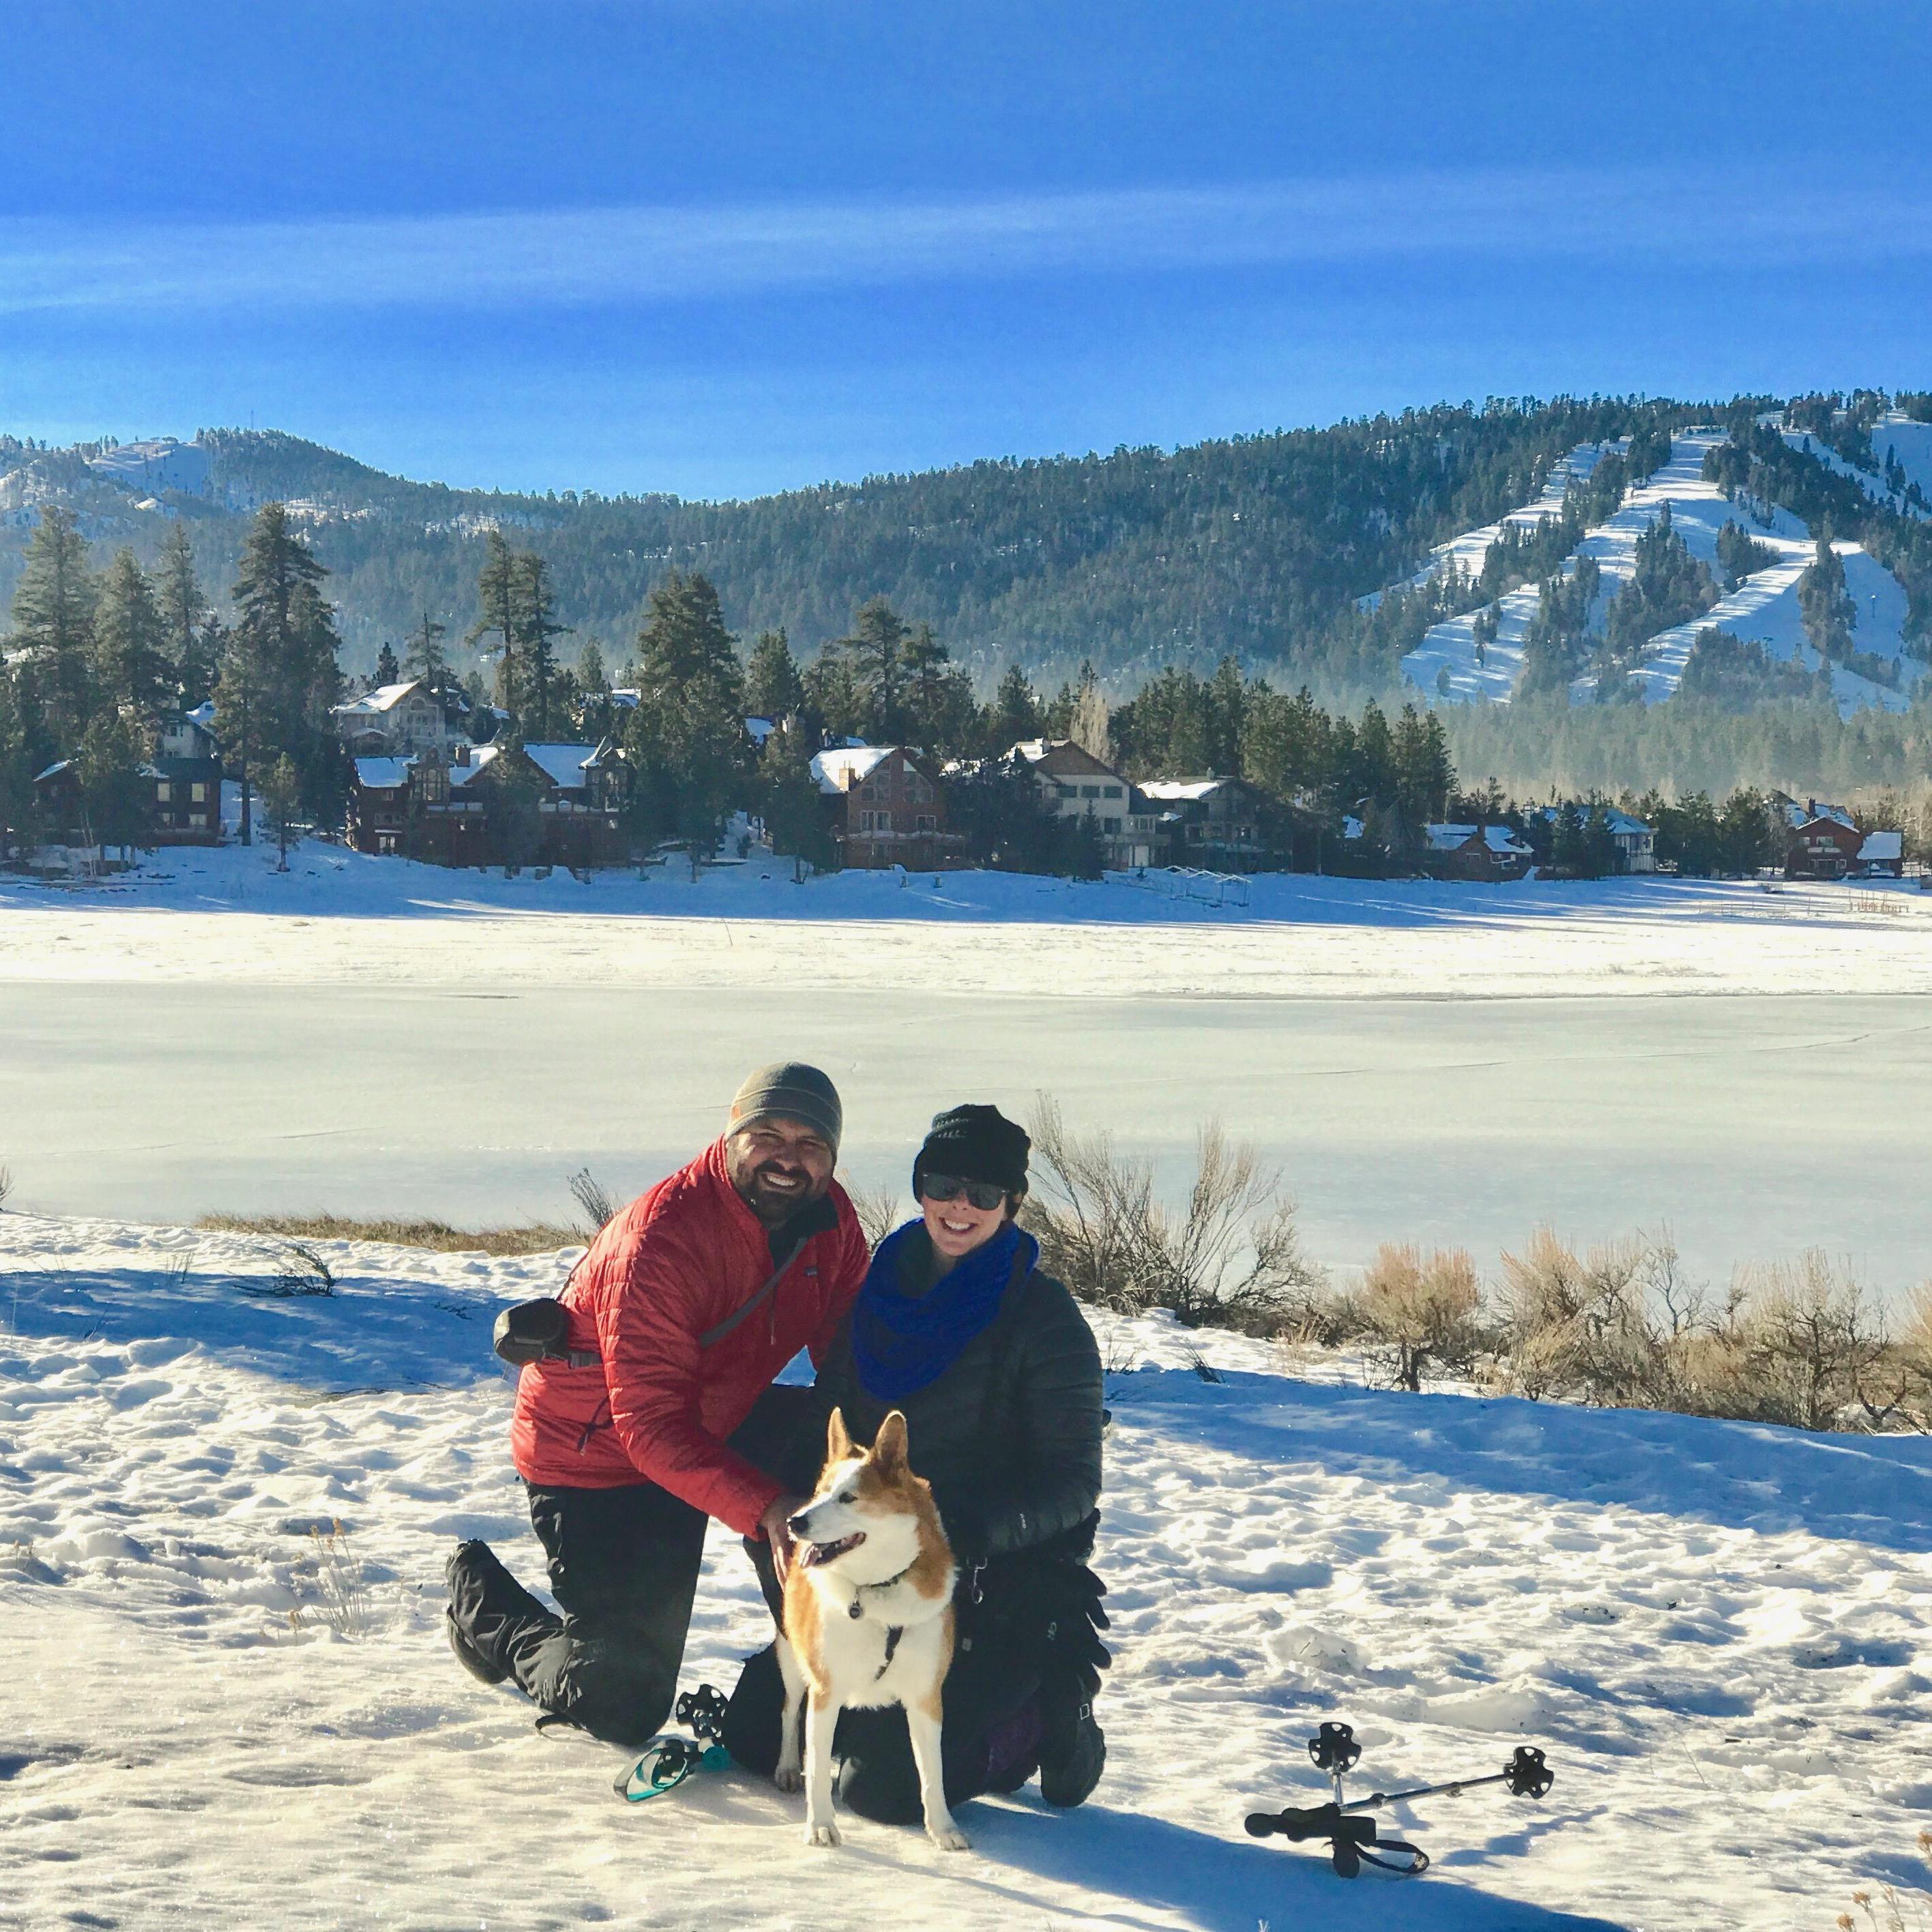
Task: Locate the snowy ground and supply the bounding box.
[1399,433,1921,715]
[5,1216,1929,1931]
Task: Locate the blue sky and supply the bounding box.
[2,1,1927,499]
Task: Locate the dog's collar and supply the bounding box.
[845,1559,917,1621]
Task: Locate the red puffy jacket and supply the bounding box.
[510,1139,870,1536]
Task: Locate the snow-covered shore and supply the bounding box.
[2,840,1929,1001]
[3,1215,1927,1930]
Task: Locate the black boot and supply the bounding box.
[445,1541,512,1686]
[1037,1695,1104,1808]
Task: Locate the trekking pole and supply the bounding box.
[1244,1723,1553,1879]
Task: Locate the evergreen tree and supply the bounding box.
[758,720,836,872]
[156,525,215,705]
[403,611,450,687]
[0,669,29,860]
[1205,656,1246,774]
[513,552,569,738]
[1798,537,1856,662]
[76,708,149,854]
[901,621,976,754]
[821,597,911,742]
[259,753,304,870]
[745,627,806,720]
[1070,664,1113,764]
[10,506,97,750]
[94,550,176,716]
[623,570,748,854]
[985,662,1042,753]
[374,641,401,687]
[467,530,521,721]
[225,503,345,833]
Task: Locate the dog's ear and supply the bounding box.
[872,1409,909,1477]
[826,1407,853,1463]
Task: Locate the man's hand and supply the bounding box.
[760,1493,810,1582]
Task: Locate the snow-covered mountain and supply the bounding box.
[1399,417,1927,717]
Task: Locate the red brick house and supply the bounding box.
[810,745,963,869]
[1422,821,1536,881]
[1777,795,1864,879]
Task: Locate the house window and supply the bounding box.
[916,814,937,834]
[1081,784,1100,799]
[190,782,207,802]
[1105,817,1121,832]
[1103,785,1122,799]
[156,781,173,802]
[1055,784,1077,799]
[188,813,206,828]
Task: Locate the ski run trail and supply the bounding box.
[4,1215,1930,1932]
[1399,425,1924,716]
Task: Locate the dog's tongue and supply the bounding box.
[800,1532,864,1569]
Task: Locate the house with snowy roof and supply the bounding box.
[1010,740,1164,868]
[1857,829,1904,878]
[1526,805,1656,875]
[1422,821,1535,882]
[809,744,962,869]
[1137,776,1282,873]
[347,738,630,868]
[331,679,461,759]
[1773,794,1864,879]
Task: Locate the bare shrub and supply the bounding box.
[241,1240,338,1299]
[1733,1251,1890,1431]
[568,1167,619,1238]
[286,1521,371,1639]
[847,1184,903,1248]
[1358,1244,1487,1391]
[0,1164,11,1210]
[1022,1094,1324,1334]
[198,1212,582,1255]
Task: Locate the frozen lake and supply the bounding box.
[4,980,1927,1298]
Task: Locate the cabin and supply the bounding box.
[810,745,963,870]
[146,712,222,845]
[1858,830,1904,878]
[1422,822,1535,882]
[331,679,460,759]
[1137,777,1281,872]
[1777,795,1864,879]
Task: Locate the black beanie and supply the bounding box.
[913,1104,1030,1199]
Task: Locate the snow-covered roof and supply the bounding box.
[1530,806,1652,838]
[609,688,640,709]
[1860,830,1904,861]
[810,745,893,795]
[32,759,71,783]
[745,716,777,746]
[1782,797,1858,831]
[1139,779,1227,803]
[521,743,597,790]
[333,679,428,719]
[1426,823,1533,856]
[353,757,415,790]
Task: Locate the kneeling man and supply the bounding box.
[446,1062,869,1744]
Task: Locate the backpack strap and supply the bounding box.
[698,1236,809,1350]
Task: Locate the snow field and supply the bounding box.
[6,1218,1932,1929]
[1401,433,1921,715]
[3,841,1931,1002]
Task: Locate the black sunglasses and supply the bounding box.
[920,1173,1008,1212]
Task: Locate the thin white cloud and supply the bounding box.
[0,168,1921,317]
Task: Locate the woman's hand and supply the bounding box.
[761,1492,809,1581]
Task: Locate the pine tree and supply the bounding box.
[745,627,806,720]
[94,550,177,716]
[76,707,150,855]
[1798,537,1856,662]
[225,503,344,834]
[513,553,569,738]
[1070,664,1113,764]
[900,621,976,753]
[759,720,836,873]
[467,530,521,722]
[624,570,748,854]
[838,596,909,741]
[0,669,29,860]
[259,753,304,870]
[10,506,97,750]
[374,641,401,688]
[403,611,449,687]
[986,663,1042,753]
[156,525,215,705]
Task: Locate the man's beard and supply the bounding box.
[740,1156,822,1221]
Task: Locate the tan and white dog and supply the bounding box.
[774,1407,967,1850]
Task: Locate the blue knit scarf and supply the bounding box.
[851,1218,1036,1403]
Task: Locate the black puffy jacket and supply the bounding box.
[805,1231,1103,1564]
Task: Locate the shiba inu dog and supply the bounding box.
[774,1407,967,1850]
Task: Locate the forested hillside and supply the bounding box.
[1,398,1706,690]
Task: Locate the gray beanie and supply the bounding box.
[729,1062,843,1154]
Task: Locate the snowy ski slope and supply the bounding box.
[5,1216,1930,1931]
[1400,433,1922,714]
[1783,413,1932,525]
